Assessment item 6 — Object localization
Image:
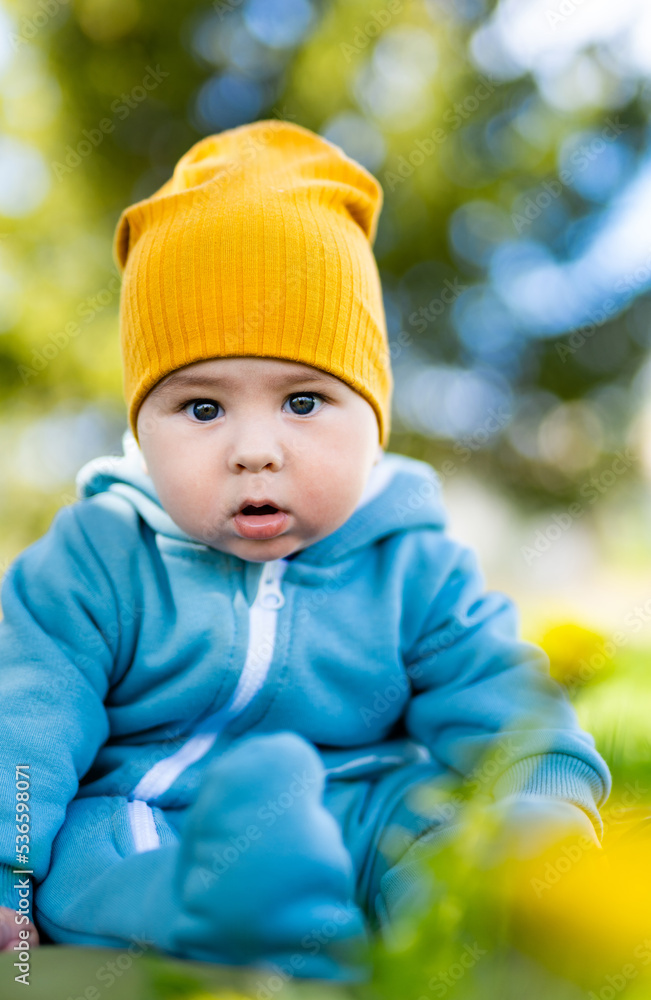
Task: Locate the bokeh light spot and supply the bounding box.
[0,136,49,217]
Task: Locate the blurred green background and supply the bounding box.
[3,0,651,995]
[2,0,651,628]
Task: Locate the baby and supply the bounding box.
[0,121,610,980]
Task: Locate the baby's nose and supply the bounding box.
[228,434,284,474]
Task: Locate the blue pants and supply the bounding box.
[33,733,449,980]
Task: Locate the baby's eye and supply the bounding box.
[283,393,324,417]
[184,399,222,422]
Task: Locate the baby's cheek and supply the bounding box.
[158,483,206,536]
[183,500,223,543]
[305,482,360,534]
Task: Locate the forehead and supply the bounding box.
[154,358,345,394]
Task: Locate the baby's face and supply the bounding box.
[136,356,381,562]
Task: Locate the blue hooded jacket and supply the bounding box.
[0,430,611,911]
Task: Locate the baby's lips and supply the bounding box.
[232,508,289,540]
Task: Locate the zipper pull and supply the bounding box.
[257,559,286,610]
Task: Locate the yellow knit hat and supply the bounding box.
[113,119,393,447]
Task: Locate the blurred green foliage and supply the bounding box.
[2,5,651,992]
[2,0,651,560]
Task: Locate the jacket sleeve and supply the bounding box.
[0,504,116,916]
[402,533,611,835]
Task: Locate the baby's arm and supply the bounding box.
[401,533,611,838]
[0,503,117,928]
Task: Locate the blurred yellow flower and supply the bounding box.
[504,830,651,987]
[537,622,614,689]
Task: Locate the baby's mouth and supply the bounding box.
[233,502,289,540]
[240,504,279,516]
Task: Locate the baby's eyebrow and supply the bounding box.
[155,369,339,396]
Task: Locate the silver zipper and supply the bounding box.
[127,799,159,853]
[128,559,288,839]
[221,559,286,717]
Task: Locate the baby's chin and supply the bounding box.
[183,508,347,560]
[188,521,308,560]
[214,537,305,563]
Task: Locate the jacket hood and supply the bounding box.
[76,429,447,563]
